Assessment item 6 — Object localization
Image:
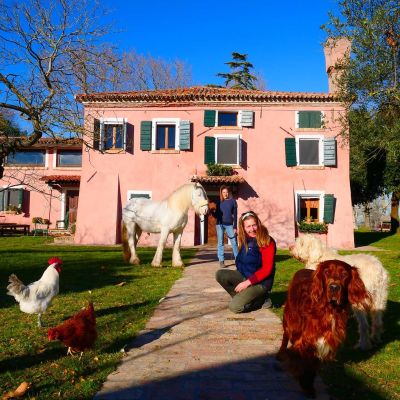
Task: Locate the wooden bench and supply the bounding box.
[0,223,30,236]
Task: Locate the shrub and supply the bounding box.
[298,220,328,233]
[7,205,22,214]
[206,163,234,176]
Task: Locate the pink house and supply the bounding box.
[1,40,354,248]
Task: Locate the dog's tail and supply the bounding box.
[121,220,131,263]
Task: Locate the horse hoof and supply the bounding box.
[172,263,184,268]
[151,263,163,268]
[130,257,140,265]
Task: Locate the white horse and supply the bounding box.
[121,183,209,267]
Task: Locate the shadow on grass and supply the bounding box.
[354,231,393,247]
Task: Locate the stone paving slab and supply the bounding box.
[95,248,330,400]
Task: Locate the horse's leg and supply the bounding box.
[126,221,141,265]
[135,226,142,248]
[172,230,184,267]
[151,228,169,267]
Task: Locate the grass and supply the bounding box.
[271,231,400,400]
[0,237,194,399]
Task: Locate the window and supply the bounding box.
[140,118,191,151]
[0,187,25,211]
[204,110,254,128]
[127,190,152,202]
[295,192,336,224]
[156,124,176,150]
[297,137,321,165]
[295,191,325,223]
[98,118,127,151]
[285,137,337,167]
[218,111,238,127]
[300,197,320,221]
[56,150,82,167]
[296,111,323,129]
[204,135,242,165]
[6,150,45,166]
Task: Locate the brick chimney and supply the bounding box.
[323,37,351,93]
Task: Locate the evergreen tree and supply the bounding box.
[217,52,258,90]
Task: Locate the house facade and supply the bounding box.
[0,138,82,232]
[1,40,355,249]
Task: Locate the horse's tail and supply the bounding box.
[121,220,131,263]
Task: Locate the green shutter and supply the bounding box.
[93,119,100,150]
[140,121,152,151]
[204,110,216,127]
[179,120,191,150]
[323,138,337,166]
[204,136,215,164]
[323,194,336,224]
[285,138,297,167]
[298,111,322,128]
[0,190,4,211]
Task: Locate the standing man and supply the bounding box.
[213,185,239,267]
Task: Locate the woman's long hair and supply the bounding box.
[219,185,231,202]
[237,211,271,251]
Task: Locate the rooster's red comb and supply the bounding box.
[48,257,63,265]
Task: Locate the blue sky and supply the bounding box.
[105,0,340,92]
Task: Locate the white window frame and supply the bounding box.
[295,111,325,129]
[151,118,180,151]
[100,117,127,151]
[127,190,152,202]
[214,133,241,166]
[296,135,324,166]
[53,149,82,169]
[295,190,325,223]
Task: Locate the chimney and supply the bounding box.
[323,37,351,93]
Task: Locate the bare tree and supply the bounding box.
[0,0,120,178]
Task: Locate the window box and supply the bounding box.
[298,220,328,234]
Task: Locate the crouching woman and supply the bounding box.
[215,211,276,313]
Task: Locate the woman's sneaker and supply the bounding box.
[262,298,273,309]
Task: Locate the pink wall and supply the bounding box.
[74,102,354,249]
[0,147,81,231]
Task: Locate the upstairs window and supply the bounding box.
[204,110,254,128]
[218,111,238,127]
[56,150,82,167]
[93,118,128,151]
[156,124,176,150]
[285,136,336,167]
[204,135,242,166]
[296,111,323,129]
[297,137,321,165]
[6,150,46,166]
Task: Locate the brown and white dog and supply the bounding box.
[290,235,389,350]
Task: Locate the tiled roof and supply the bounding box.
[76,86,338,105]
[40,175,81,183]
[0,137,82,147]
[191,175,245,184]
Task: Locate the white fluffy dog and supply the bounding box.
[290,235,389,350]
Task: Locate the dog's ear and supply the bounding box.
[310,262,325,303]
[348,267,371,311]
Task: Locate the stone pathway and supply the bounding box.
[95,248,330,400]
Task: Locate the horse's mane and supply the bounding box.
[166,183,197,211]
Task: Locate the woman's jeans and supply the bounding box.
[215,269,268,313]
[216,224,239,261]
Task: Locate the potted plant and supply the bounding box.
[298,219,328,234]
[206,163,234,176]
[6,205,23,214]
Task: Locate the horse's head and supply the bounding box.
[192,183,209,216]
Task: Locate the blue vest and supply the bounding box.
[236,238,276,291]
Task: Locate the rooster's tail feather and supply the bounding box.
[7,274,25,296]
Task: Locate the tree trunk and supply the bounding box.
[363,203,371,230]
[391,192,400,234]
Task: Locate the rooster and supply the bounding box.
[7,257,62,327]
[47,302,97,359]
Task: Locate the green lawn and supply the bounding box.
[271,232,400,400]
[0,237,194,399]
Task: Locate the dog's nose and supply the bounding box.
[329,284,340,292]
